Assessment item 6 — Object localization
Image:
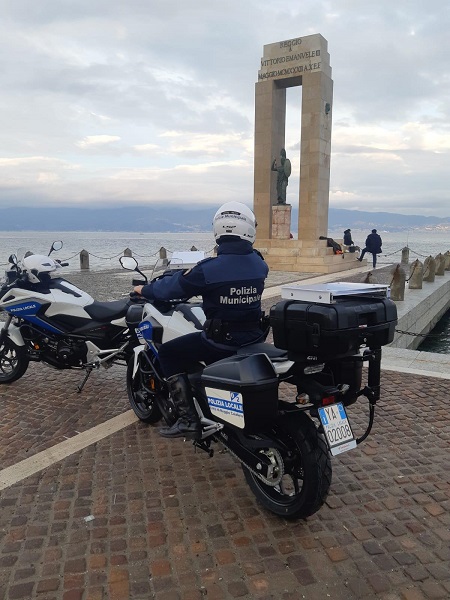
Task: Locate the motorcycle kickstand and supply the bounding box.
[193,439,214,458]
[77,367,94,393]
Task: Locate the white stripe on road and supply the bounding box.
[0,410,138,491]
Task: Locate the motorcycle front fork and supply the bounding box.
[0,314,12,343]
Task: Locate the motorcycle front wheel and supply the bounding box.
[242,412,332,519]
[126,355,163,424]
[0,337,29,383]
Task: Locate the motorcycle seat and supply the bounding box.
[84,299,129,322]
[237,343,288,362]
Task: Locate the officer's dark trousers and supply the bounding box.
[158,332,237,378]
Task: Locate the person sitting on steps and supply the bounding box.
[133,201,269,440]
[343,228,353,247]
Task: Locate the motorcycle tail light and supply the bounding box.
[321,395,336,406]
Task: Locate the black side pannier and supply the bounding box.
[201,353,279,432]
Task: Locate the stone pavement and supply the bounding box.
[0,266,449,599]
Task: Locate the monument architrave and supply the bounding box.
[253,34,358,274]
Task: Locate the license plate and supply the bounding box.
[318,402,356,456]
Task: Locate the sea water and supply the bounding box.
[0,229,448,353]
[418,310,450,354]
[0,231,217,271]
[0,230,448,272]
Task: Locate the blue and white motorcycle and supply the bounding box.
[120,255,206,425]
[0,242,143,391]
[121,255,398,520]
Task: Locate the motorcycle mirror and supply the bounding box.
[48,240,63,256]
[8,254,18,266]
[120,256,138,271]
[120,256,148,284]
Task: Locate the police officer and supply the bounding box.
[134,202,269,439]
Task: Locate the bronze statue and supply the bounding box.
[271,148,291,204]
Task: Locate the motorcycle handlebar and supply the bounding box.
[129,291,145,303]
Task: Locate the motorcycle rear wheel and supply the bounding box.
[242,413,332,519]
[126,355,163,423]
[0,337,29,383]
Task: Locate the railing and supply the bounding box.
[1,246,217,270]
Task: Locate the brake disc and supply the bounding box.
[219,435,285,487]
[254,447,285,486]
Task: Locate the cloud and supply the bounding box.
[0,1,449,217]
[76,135,121,148]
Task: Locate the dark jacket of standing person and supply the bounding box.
[343,229,353,246]
[358,229,383,267]
[134,201,269,440]
[365,230,382,254]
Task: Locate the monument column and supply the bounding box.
[298,70,333,240]
[254,81,286,240]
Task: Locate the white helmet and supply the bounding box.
[213,202,256,243]
[22,254,61,284]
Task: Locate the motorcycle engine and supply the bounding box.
[56,339,87,366]
[21,325,88,368]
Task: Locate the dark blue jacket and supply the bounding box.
[365,232,382,253]
[140,239,269,344]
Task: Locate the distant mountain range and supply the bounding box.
[0,204,448,233]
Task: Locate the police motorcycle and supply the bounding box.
[120,253,207,424]
[122,255,398,520]
[0,242,144,391]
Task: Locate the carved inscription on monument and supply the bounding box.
[258,34,330,82]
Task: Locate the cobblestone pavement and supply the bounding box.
[0,266,449,599]
[0,362,449,600]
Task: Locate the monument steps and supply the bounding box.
[263,252,362,274]
[255,237,362,273]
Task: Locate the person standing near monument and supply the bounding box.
[358,229,382,268]
[271,148,291,204]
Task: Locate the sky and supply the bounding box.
[0,0,449,218]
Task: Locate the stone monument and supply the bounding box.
[253,34,360,273]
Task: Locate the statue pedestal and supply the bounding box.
[255,238,364,274]
[272,204,291,239]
